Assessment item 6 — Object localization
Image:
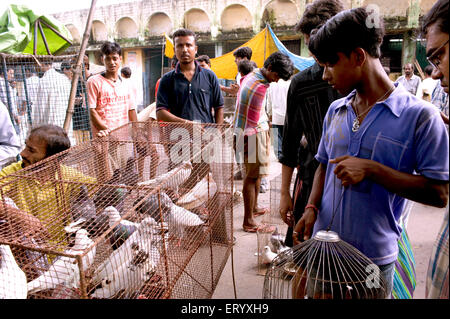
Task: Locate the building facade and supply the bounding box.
[53,0,436,108]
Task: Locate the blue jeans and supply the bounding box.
[271,124,283,160]
[379,261,396,299]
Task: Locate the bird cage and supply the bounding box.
[256,174,292,275]
[0,121,234,299]
[263,230,388,299]
[0,53,92,147]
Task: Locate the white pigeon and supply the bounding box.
[27,229,96,294]
[138,161,192,189]
[0,245,27,299]
[91,217,159,288]
[166,198,205,244]
[176,173,217,210]
[89,251,157,299]
[261,246,278,265]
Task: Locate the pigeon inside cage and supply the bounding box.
[263,230,387,299]
[0,122,234,299]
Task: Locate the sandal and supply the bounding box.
[257,224,276,233]
[243,225,259,233]
[254,207,269,216]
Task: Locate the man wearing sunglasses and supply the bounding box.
[422,0,449,299]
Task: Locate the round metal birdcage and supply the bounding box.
[263,230,387,299]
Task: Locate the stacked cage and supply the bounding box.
[0,121,234,299]
[0,53,92,148]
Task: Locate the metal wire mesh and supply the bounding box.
[0,121,234,299]
[263,230,388,299]
[0,53,92,147]
[256,174,291,275]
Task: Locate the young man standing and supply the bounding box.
[234,52,293,232]
[87,42,137,180]
[422,0,449,299]
[220,47,253,96]
[196,55,211,70]
[279,0,343,247]
[88,42,137,136]
[156,29,223,124]
[293,8,449,298]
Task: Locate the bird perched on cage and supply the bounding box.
[0,244,28,299]
[104,206,139,250]
[91,217,160,290]
[27,229,96,295]
[262,246,278,265]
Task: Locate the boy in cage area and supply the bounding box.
[292,7,448,298]
[0,125,96,277]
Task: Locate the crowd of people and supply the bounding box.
[0,0,448,300]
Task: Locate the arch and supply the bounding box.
[115,17,139,39]
[65,24,81,43]
[147,12,173,36]
[221,4,253,32]
[361,0,410,17]
[184,8,211,32]
[261,0,299,28]
[91,20,108,42]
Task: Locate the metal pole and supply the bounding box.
[161,36,165,78]
[63,0,97,133]
[264,24,267,62]
[20,64,33,126]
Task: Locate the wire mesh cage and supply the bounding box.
[263,230,388,299]
[0,121,234,299]
[0,53,92,147]
[256,174,293,275]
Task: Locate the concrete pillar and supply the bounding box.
[253,1,263,34]
[402,30,417,67]
[300,36,309,57]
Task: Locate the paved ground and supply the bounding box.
[212,156,446,299]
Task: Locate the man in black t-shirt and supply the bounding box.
[278,0,343,246]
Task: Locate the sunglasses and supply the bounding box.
[427,39,449,69]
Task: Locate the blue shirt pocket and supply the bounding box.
[371,133,407,171]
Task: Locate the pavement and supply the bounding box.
[211,154,447,299]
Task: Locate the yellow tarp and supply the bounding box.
[164,33,174,59]
[164,27,278,80]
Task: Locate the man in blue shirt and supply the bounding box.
[292,8,449,297]
[156,28,224,124]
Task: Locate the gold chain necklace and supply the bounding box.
[352,85,395,132]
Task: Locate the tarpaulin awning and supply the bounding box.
[164,25,314,80]
[0,4,72,55]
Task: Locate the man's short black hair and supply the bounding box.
[172,28,197,45]
[196,55,211,66]
[422,0,448,36]
[29,125,71,158]
[263,52,294,81]
[237,59,255,76]
[308,7,385,65]
[424,64,434,76]
[233,47,252,60]
[121,66,132,78]
[295,0,344,35]
[100,41,122,56]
